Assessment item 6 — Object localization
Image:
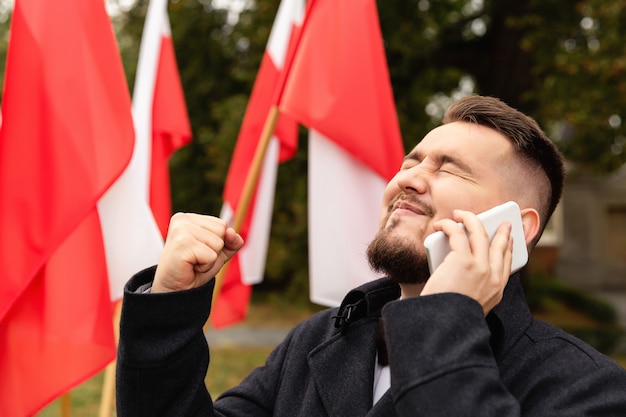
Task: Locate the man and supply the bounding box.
[116,96,626,416]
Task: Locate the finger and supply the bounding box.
[191,226,242,276]
[186,213,229,238]
[454,209,490,260]
[490,222,513,276]
[437,218,470,250]
[177,215,228,254]
[223,228,244,255]
[504,236,513,277]
[191,244,219,274]
[166,214,229,272]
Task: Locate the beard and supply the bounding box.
[366,221,431,285]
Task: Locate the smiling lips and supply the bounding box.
[393,200,424,215]
[390,195,434,218]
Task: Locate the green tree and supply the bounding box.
[2,0,625,301]
[516,0,626,173]
[115,0,311,296]
[378,0,626,173]
[112,0,626,300]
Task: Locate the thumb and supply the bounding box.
[222,228,244,261]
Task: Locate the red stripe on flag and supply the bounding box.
[209,254,252,327]
[0,1,134,414]
[150,33,192,237]
[280,0,404,180]
[279,0,405,306]
[214,0,303,328]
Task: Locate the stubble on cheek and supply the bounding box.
[384,215,399,231]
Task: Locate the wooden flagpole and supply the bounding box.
[98,300,122,417]
[208,105,281,315]
[206,0,320,327]
[61,392,71,417]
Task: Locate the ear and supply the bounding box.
[520,208,541,247]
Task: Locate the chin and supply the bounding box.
[366,227,431,285]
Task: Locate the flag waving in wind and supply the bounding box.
[216,0,403,322]
[0,1,134,415]
[141,0,192,237]
[215,0,303,327]
[281,0,405,305]
[98,0,192,302]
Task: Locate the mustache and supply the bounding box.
[388,193,435,217]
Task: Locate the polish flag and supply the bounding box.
[214,0,303,327]
[143,1,192,238]
[281,0,405,305]
[98,0,192,302]
[0,1,134,415]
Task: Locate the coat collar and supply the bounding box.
[308,316,380,417]
[332,273,533,360]
[307,273,533,416]
[307,278,400,417]
[488,272,534,362]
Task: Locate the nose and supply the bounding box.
[395,163,429,195]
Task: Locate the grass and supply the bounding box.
[36,298,312,416]
[205,347,274,397]
[37,371,110,417]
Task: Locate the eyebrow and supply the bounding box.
[403,150,474,175]
[403,149,420,162]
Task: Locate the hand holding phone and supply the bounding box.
[423,201,528,275]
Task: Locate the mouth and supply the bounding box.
[393,200,425,215]
[389,194,434,217]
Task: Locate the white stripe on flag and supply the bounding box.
[266,0,305,66]
[97,0,168,301]
[308,129,383,306]
[239,138,280,285]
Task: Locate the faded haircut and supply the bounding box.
[442,95,565,246]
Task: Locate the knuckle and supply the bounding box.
[170,211,187,222]
[215,217,228,230]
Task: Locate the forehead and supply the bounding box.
[410,121,514,163]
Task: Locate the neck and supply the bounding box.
[399,282,427,299]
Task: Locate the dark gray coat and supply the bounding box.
[116,267,626,416]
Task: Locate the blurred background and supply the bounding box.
[103,0,626,338]
[0,0,624,413]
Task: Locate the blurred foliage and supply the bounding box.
[525,273,617,323]
[112,0,312,297]
[524,272,624,353]
[1,0,626,301]
[513,0,626,173]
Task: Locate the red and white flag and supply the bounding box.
[215,0,303,327]
[98,0,192,302]
[0,1,134,415]
[281,0,405,305]
[142,0,192,237]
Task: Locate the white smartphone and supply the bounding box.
[423,201,528,275]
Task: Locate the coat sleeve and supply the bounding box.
[115,267,285,417]
[382,293,521,416]
[116,266,216,417]
[382,293,626,417]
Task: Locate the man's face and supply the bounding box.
[367,121,515,284]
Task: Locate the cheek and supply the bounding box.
[380,182,399,216]
[378,207,388,229]
[430,182,480,213]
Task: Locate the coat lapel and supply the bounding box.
[308,318,379,417]
[367,390,394,417]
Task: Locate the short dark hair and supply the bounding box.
[442,95,565,240]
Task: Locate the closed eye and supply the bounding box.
[439,156,473,176]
